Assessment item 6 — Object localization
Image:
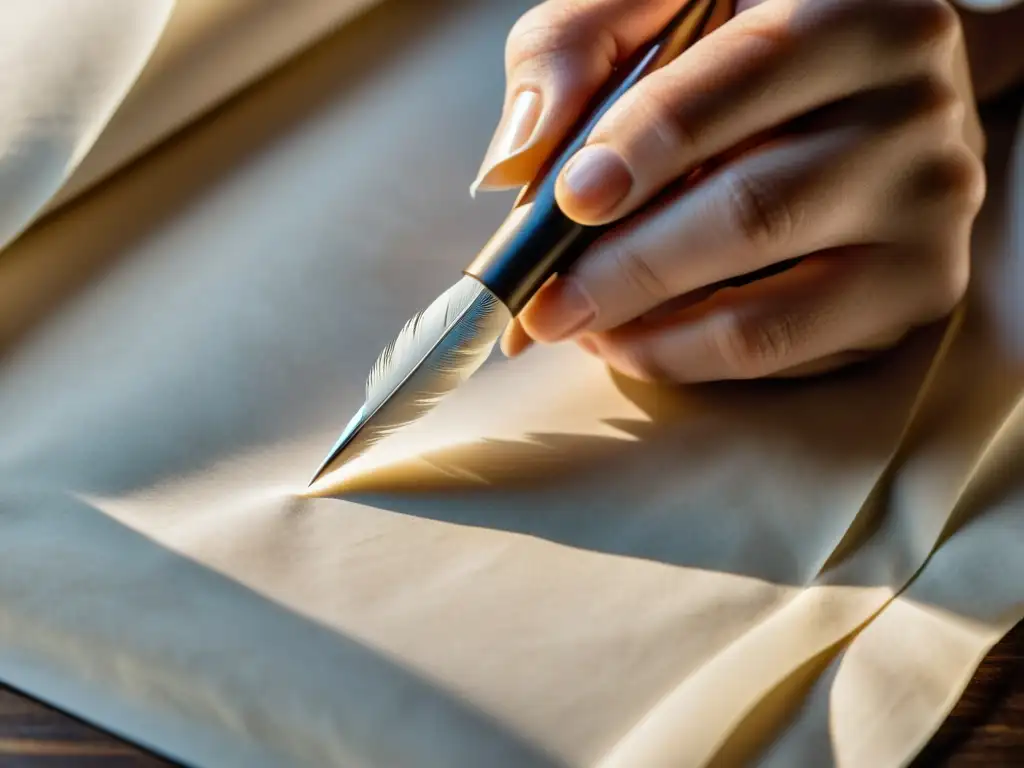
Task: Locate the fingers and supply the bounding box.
[575,247,946,383]
[519,126,873,341]
[554,0,961,223]
[499,317,534,357]
[517,75,978,343]
[471,0,684,195]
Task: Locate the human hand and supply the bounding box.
[473,0,986,382]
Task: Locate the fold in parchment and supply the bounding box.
[46,0,387,212]
[0,0,174,250]
[1,0,391,247]
[0,0,1021,766]
[756,397,1023,767]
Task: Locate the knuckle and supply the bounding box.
[607,243,672,304]
[950,150,987,211]
[892,79,984,197]
[816,0,887,28]
[879,75,964,145]
[504,7,573,69]
[707,311,797,379]
[628,80,699,160]
[621,342,671,383]
[941,150,986,209]
[917,76,967,136]
[913,0,961,44]
[910,150,986,213]
[504,10,542,64]
[720,169,793,248]
[906,74,961,119]
[505,4,621,75]
[815,0,958,60]
[925,246,971,316]
[810,0,890,47]
[964,161,987,213]
[932,88,968,139]
[891,0,960,48]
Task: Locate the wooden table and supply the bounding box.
[1,619,1021,766]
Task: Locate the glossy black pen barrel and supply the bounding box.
[464,0,722,315]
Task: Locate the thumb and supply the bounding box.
[471,0,686,197]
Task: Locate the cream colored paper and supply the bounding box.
[2,0,390,243]
[752,421,1023,767]
[48,0,386,210]
[0,1,1021,766]
[0,0,173,250]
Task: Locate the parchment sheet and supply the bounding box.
[0,0,174,250]
[48,0,387,211]
[3,0,390,249]
[0,0,1021,766]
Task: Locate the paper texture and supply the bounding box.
[48,0,386,210]
[0,0,1020,766]
[0,0,174,250]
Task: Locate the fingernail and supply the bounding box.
[523,277,596,341]
[500,318,533,358]
[558,144,633,218]
[471,89,542,197]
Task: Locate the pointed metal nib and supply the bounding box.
[307,405,369,487]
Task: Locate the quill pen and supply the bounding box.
[309,0,723,486]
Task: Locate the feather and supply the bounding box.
[365,276,504,414]
[309,275,510,483]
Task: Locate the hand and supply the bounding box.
[472,0,986,383]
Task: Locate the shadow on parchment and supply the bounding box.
[319,364,885,494]
[718,440,1024,768]
[310,98,1022,583]
[316,336,942,588]
[315,371,703,495]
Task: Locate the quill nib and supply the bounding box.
[307,275,511,487]
[307,405,368,487]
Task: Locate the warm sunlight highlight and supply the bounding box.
[304,346,659,496]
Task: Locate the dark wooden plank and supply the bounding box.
[0,688,174,767]
[0,620,1020,765]
[913,618,1024,766]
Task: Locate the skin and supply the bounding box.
[471,0,1024,384]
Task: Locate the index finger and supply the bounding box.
[471,0,691,195]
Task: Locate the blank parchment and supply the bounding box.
[0,1,1020,766]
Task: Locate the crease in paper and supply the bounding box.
[0,0,1019,765]
[0,0,175,250]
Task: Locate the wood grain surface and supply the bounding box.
[0,619,1020,766]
